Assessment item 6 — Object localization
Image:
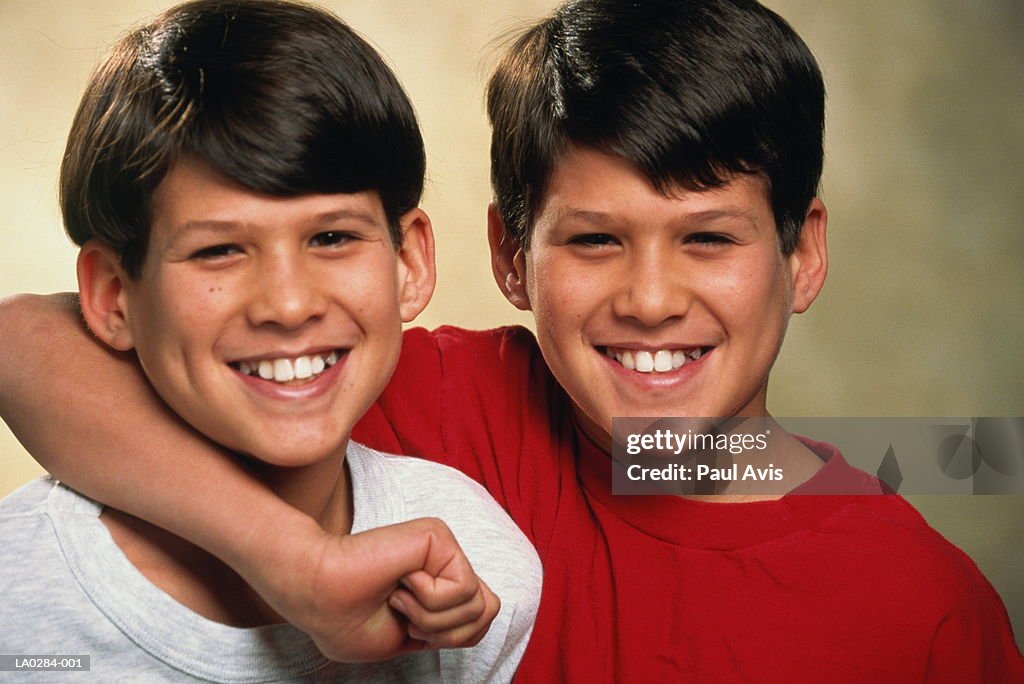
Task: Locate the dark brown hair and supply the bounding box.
[61,0,425,277]
[487,0,825,253]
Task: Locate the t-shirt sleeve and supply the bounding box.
[924,583,1024,681]
[432,472,542,683]
[376,452,542,683]
[838,496,1024,680]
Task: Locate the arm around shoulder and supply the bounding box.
[0,291,205,501]
[0,292,110,456]
[0,291,320,621]
[0,292,83,398]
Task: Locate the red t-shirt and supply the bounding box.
[354,326,1023,682]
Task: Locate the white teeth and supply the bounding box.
[607,346,707,374]
[634,350,655,373]
[258,360,274,380]
[237,350,341,384]
[273,358,295,382]
[294,356,312,380]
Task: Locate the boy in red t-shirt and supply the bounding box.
[2,0,1021,679]
[0,1,547,677]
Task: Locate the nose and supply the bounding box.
[246,252,328,330]
[611,246,689,327]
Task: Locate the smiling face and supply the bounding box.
[79,158,434,469]
[490,146,827,446]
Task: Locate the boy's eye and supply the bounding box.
[568,233,618,248]
[310,231,354,248]
[190,244,241,260]
[686,232,733,247]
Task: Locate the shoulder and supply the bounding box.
[779,494,1023,672]
[0,476,57,516]
[0,479,106,652]
[816,494,1012,618]
[403,325,539,364]
[859,496,1024,677]
[349,441,542,677]
[349,441,539,565]
[388,325,541,397]
[821,494,980,575]
[794,439,994,586]
[404,324,536,345]
[0,478,64,562]
[0,478,105,571]
[0,477,100,535]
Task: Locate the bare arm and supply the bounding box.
[0,293,497,659]
[0,293,285,563]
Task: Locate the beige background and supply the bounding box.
[1,0,1021,646]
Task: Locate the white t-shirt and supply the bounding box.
[0,441,542,682]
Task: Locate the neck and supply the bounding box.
[101,440,352,627]
[243,439,353,535]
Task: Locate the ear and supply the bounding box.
[395,208,437,323]
[76,240,136,351]
[788,198,828,314]
[487,203,531,311]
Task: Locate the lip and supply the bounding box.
[600,342,711,353]
[233,349,348,401]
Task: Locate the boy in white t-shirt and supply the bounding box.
[0,1,539,680]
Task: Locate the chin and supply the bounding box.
[228,433,343,469]
[268,444,342,468]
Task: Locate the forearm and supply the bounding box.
[0,292,309,574]
[0,294,496,659]
[282,517,498,660]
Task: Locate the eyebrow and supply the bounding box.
[555,206,760,228]
[685,208,761,227]
[175,208,382,234]
[160,208,384,253]
[309,208,383,227]
[555,209,616,227]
